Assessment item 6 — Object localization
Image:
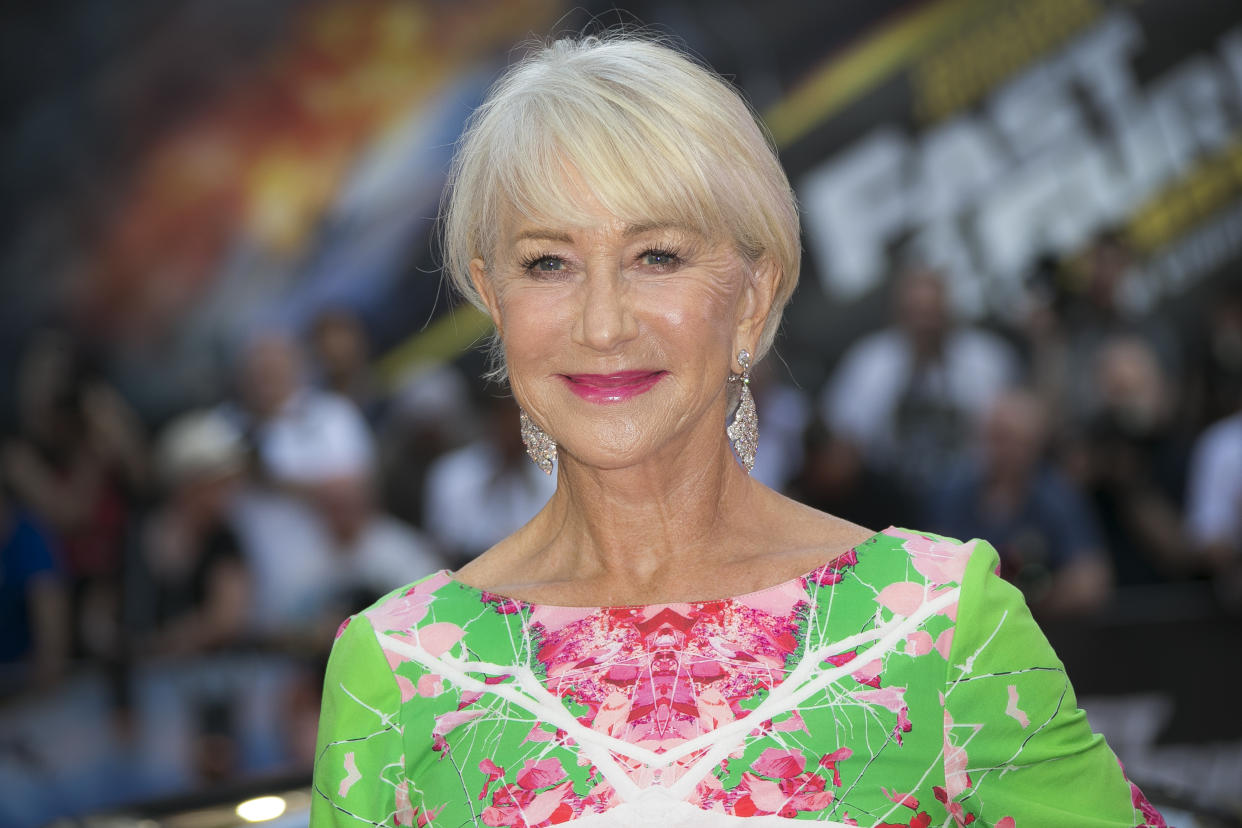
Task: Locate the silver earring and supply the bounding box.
[519,409,556,474]
[727,349,758,473]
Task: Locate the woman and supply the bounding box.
[312,36,1163,827]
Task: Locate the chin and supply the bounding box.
[563,444,652,471]
[549,402,705,471]
[561,428,658,470]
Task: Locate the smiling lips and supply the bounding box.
[561,370,666,403]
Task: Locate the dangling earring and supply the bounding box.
[727,349,758,473]
[519,408,557,474]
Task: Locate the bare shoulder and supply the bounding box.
[750,487,881,572]
[449,536,518,593]
[448,524,549,596]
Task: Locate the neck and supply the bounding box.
[525,418,759,590]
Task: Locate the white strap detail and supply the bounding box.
[372,584,960,804]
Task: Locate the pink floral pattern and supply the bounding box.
[313,529,1165,827]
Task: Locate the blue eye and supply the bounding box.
[522,255,566,273]
[641,249,679,268]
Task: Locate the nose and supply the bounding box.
[572,267,638,352]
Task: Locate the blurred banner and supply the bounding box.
[2,0,560,421]
[777,0,1242,378]
[4,0,1240,415]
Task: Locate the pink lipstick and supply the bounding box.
[561,371,665,403]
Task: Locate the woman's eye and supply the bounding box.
[640,249,679,268]
[524,255,566,273]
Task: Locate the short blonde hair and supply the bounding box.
[441,34,800,372]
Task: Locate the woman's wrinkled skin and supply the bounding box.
[457,195,872,608]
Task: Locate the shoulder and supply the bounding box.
[1188,414,1242,500]
[323,571,467,695]
[837,328,905,368]
[426,441,495,483]
[865,526,994,582]
[858,530,1050,668]
[947,328,1019,380]
[952,325,1015,353]
[1194,412,1242,457]
[4,512,58,572]
[934,533,1064,666]
[353,569,457,632]
[325,570,455,654]
[749,491,880,575]
[307,388,366,419]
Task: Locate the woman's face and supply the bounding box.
[472,200,773,472]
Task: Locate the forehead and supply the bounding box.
[502,213,707,247]
[506,160,711,226]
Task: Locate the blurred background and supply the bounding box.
[2,0,1240,825]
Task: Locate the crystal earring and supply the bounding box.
[519,408,557,474]
[727,349,758,473]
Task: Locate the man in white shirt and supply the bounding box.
[423,395,556,565]
[224,333,438,641]
[822,266,1018,499]
[231,333,375,488]
[1185,405,1242,583]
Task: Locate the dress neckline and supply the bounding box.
[438,526,894,611]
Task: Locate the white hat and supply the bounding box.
[157,409,247,487]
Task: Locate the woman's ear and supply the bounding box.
[469,258,503,335]
[734,256,780,352]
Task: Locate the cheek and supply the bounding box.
[497,289,571,358]
[645,280,740,354]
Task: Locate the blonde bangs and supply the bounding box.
[483,81,732,251]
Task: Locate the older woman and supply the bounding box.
[312,36,1163,828]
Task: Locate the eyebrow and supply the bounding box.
[624,221,694,237]
[514,229,574,243]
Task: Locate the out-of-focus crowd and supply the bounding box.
[794,233,1242,617]
[0,231,1239,823]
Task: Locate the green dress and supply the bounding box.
[311,528,1164,827]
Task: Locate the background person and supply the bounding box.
[2,330,145,668]
[1185,389,1242,606]
[928,388,1113,616]
[131,409,251,658]
[821,263,1019,505]
[0,485,68,697]
[421,392,557,566]
[1072,337,1190,586]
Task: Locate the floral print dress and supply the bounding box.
[311,528,1164,827]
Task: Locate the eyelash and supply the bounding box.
[518,248,683,275]
[640,248,681,268]
[519,253,565,273]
